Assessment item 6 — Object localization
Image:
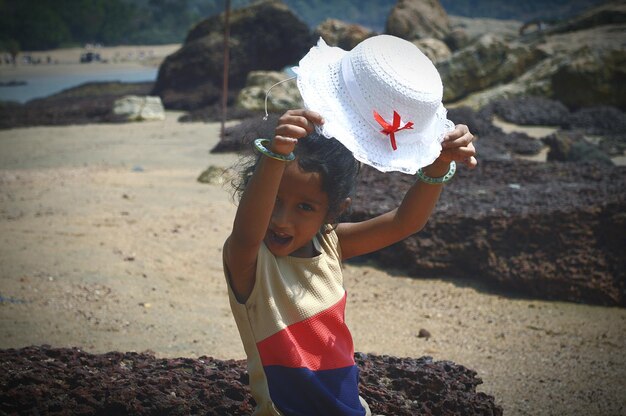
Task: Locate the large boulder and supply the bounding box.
[152,0,313,110]
[412,38,452,63]
[0,346,502,416]
[438,33,546,103]
[550,46,626,110]
[112,95,165,121]
[314,18,375,50]
[385,0,450,41]
[236,71,303,113]
[454,38,626,111]
[447,2,626,110]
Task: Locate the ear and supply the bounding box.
[339,197,352,216]
[326,197,352,224]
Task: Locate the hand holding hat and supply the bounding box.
[439,124,478,169]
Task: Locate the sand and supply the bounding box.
[2,44,181,69]
[0,50,625,414]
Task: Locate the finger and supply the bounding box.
[275,124,310,139]
[442,132,474,149]
[284,109,324,125]
[440,142,476,161]
[273,136,298,146]
[464,156,478,169]
[277,115,318,136]
[443,124,469,141]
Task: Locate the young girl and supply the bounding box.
[223,36,476,415]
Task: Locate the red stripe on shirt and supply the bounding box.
[256,292,355,371]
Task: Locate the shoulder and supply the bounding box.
[317,228,342,261]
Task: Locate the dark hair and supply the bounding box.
[234,133,360,222]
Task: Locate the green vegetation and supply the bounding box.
[0,0,607,52]
[0,0,132,50]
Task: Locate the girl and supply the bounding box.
[224,110,475,416]
[224,35,476,415]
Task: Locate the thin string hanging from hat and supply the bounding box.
[263,76,297,120]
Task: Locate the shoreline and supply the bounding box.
[1,44,181,67]
[0,44,180,103]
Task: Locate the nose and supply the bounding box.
[271,201,289,228]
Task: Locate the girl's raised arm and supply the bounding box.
[223,110,324,303]
[337,124,476,260]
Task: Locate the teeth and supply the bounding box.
[270,230,291,244]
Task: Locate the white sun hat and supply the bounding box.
[293,34,455,174]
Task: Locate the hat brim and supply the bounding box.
[294,38,455,174]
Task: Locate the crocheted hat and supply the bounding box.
[293,35,454,174]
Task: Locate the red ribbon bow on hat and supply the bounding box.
[373,110,414,151]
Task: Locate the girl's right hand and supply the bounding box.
[272,109,324,155]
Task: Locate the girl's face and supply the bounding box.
[264,161,329,258]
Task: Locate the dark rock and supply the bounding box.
[543,130,614,163]
[152,0,313,110]
[550,46,626,110]
[544,0,626,35]
[210,113,280,154]
[497,132,544,156]
[444,27,471,51]
[0,82,153,129]
[417,328,432,339]
[473,137,513,162]
[349,161,626,306]
[483,96,571,126]
[437,34,546,103]
[478,131,544,161]
[448,106,504,138]
[0,345,502,416]
[177,100,254,124]
[564,105,626,135]
[385,0,451,41]
[563,106,626,157]
[447,106,542,160]
[314,18,376,50]
[356,353,501,415]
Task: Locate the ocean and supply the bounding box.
[0,65,158,103]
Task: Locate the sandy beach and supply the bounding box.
[0,110,625,415]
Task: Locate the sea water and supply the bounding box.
[0,65,158,103]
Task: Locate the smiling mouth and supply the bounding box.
[268,230,292,246]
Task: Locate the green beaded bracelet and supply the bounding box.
[253,138,295,162]
[416,161,456,185]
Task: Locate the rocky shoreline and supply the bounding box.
[0,81,154,130]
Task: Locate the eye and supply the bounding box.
[298,203,314,212]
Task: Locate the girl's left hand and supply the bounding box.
[437,124,477,168]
